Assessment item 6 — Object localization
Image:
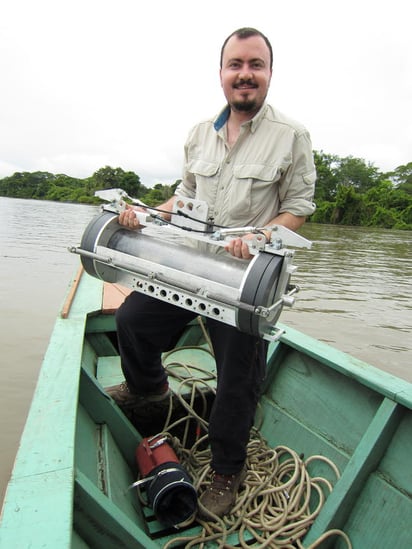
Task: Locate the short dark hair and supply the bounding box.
[220,27,273,69]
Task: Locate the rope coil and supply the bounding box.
[136,340,352,549]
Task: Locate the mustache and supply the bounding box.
[234,79,258,88]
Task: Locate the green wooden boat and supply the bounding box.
[1,269,411,548]
[1,206,411,548]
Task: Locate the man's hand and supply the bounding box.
[118,204,144,229]
[225,234,256,259]
[225,213,305,258]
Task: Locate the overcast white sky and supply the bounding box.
[1,0,411,187]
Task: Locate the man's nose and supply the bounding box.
[238,65,253,80]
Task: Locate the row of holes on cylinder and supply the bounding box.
[137,281,222,317]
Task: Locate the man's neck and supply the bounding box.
[226,109,254,147]
[230,107,257,125]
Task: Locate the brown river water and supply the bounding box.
[1,197,411,504]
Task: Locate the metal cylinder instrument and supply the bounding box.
[71,193,311,342]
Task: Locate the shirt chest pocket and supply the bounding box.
[229,164,283,221]
[187,158,220,204]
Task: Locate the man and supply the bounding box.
[108,27,316,519]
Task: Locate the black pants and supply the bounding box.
[116,291,268,474]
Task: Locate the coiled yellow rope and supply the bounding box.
[147,344,352,549]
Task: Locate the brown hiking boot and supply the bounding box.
[106,381,170,410]
[198,466,247,520]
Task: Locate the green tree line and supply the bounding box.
[1,155,411,229]
[0,166,178,206]
[312,152,412,229]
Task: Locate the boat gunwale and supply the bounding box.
[276,321,412,410]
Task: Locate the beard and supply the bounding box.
[231,98,258,112]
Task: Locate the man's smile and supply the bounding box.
[234,81,258,89]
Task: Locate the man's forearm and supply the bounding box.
[262,212,306,239]
[154,195,177,221]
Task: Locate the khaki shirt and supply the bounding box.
[176,103,316,231]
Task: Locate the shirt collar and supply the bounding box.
[213,105,230,131]
[213,102,268,132]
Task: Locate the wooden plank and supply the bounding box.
[96,356,124,388]
[0,273,103,548]
[259,400,350,477]
[0,315,84,547]
[86,332,118,357]
[102,283,131,314]
[0,469,74,548]
[74,470,158,549]
[340,473,412,549]
[96,349,217,396]
[79,368,141,470]
[6,317,84,478]
[263,348,382,455]
[86,314,117,334]
[69,273,104,318]
[99,424,142,523]
[378,409,412,495]
[71,529,90,548]
[303,397,403,546]
[75,407,144,527]
[277,322,412,409]
[61,265,84,318]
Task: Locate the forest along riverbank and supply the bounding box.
[1,197,411,505]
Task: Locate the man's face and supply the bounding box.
[220,35,272,116]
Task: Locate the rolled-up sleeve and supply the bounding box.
[278,130,317,217]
